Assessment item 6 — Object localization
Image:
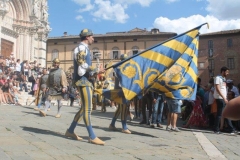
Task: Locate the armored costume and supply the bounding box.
[65,29,105,145]
[39,58,68,118]
[34,72,49,109]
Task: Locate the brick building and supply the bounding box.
[198,29,240,86]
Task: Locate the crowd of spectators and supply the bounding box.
[0,54,46,105]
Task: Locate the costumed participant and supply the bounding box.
[101,79,112,112]
[39,58,68,118]
[109,53,131,134]
[92,74,104,110]
[34,68,49,111]
[65,29,105,145]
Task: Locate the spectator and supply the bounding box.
[23,60,31,78]
[1,82,15,104]
[226,79,239,97]
[18,73,28,92]
[9,82,21,106]
[165,97,182,132]
[214,66,235,134]
[151,93,164,128]
[15,59,21,75]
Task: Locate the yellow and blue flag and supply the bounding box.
[107,23,207,101]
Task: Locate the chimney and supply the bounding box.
[63,32,67,36]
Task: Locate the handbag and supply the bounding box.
[210,99,217,113]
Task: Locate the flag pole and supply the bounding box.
[105,23,208,70]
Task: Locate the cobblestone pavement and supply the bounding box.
[0,104,239,160]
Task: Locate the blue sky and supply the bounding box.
[48,0,240,37]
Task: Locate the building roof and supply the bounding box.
[48,28,176,40]
[200,29,240,36]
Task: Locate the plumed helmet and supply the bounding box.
[79,29,93,38]
[52,58,60,64]
[120,54,128,61]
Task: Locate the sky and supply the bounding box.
[48,0,240,37]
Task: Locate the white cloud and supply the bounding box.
[72,0,155,23]
[206,0,240,20]
[72,0,94,12]
[113,0,156,7]
[153,14,240,34]
[91,0,129,23]
[75,15,85,22]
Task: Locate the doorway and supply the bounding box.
[1,38,13,58]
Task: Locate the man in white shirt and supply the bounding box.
[214,66,235,134]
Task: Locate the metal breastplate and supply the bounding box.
[48,68,62,95]
[41,74,49,85]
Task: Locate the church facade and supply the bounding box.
[0,0,50,65]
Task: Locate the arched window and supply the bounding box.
[92,47,99,60]
[52,49,59,59]
[112,47,119,59]
[132,46,139,55]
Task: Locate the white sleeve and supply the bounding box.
[74,46,89,76]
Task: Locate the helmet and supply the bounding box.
[52,58,60,64]
[79,29,93,38]
[120,54,128,61]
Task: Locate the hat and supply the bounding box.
[79,29,93,38]
[226,79,233,83]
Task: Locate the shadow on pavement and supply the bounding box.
[22,111,40,116]
[20,126,112,141]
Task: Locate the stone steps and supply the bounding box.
[17,91,78,107]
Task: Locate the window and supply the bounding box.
[208,40,213,57]
[209,71,214,77]
[199,62,204,68]
[92,47,99,60]
[52,49,59,59]
[208,40,213,49]
[112,47,119,59]
[208,59,214,70]
[208,49,213,57]
[227,39,232,47]
[132,46,139,55]
[227,58,235,69]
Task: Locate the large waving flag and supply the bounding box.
[103,23,208,101]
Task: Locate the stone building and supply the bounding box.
[198,29,240,86]
[46,28,177,75]
[0,0,51,65]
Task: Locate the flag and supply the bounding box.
[110,23,207,101]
